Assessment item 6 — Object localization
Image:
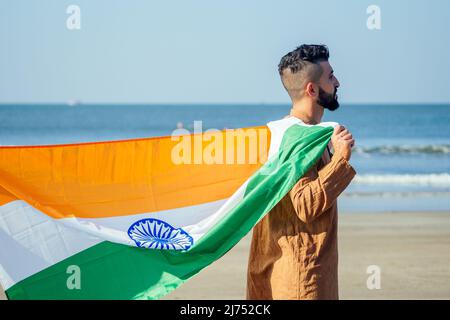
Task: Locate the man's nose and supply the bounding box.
[335,77,340,88]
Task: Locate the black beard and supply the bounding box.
[318,86,339,111]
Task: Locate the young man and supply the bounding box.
[246,44,356,300]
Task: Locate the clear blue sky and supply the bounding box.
[1,0,449,104]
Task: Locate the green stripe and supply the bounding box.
[6,124,333,300]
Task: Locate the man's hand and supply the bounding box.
[331,125,355,161]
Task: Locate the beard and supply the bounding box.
[317,86,340,111]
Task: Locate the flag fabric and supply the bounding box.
[0,117,336,299]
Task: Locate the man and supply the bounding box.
[246,44,357,300]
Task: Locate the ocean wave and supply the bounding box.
[353,173,450,185]
[354,144,450,155]
[342,191,450,197]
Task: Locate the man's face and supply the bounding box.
[316,61,340,111]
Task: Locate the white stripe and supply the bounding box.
[60,199,228,246]
[267,117,337,159]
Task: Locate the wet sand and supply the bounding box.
[2,211,450,300]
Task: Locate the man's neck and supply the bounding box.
[289,101,323,125]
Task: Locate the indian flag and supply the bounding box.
[0,117,336,299]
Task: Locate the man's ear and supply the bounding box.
[305,82,318,98]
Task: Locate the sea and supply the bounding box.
[1,103,449,212]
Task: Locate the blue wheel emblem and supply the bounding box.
[127,218,193,250]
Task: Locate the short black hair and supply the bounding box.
[278,44,329,75]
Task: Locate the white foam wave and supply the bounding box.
[353,173,450,185]
[354,145,450,154]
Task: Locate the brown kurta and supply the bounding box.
[246,143,356,300]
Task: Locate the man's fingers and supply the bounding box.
[333,125,345,134]
[334,125,354,147]
[341,133,353,140]
[347,139,355,147]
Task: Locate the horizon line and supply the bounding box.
[1,102,449,106]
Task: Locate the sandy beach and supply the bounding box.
[2,211,450,300]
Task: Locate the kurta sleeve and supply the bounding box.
[288,154,356,224]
